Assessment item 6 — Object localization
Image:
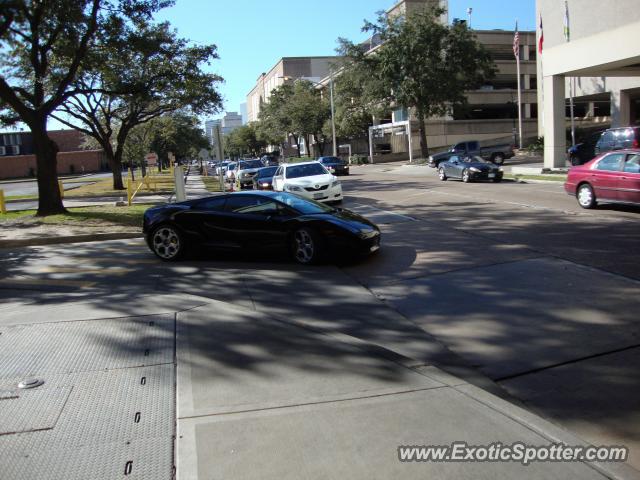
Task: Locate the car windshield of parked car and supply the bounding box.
[257,166,278,178]
[464,156,491,164]
[227,163,236,171]
[239,160,263,170]
[286,163,328,178]
[272,193,335,214]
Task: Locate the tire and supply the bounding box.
[492,177,502,183]
[570,155,581,166]
[577,183,597,209]
[491,153,505,165]
[438,167,447,181]
[291,227,323,265]
[150,224,185,261]
[462,169,471,183]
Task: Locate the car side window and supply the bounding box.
[449,155,459,162]
[275,166,283,177]
[624,154,640,174]
[195,197,226,211]
[224,196,277,215]
[596,153,624,171]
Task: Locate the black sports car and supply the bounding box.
[318,156,350,176]
[143,191,381,264]
[438,155,503,183]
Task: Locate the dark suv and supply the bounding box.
[569,127,640,166]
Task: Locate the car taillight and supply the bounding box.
[632,139,639,148]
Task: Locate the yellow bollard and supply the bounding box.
[0,189,6,214]
[127,179,133,206]
[58,180,64,199]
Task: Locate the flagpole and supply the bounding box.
[516,23,523,150]
[569,78,576,147]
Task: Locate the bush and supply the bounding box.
[527,137,544,154]
[350,155,370,165]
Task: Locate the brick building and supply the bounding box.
[0,129,107,179]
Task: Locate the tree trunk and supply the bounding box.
[417,109,429,159]
[293,135,301,157]
[317,137,326,156]
[32,123,65,216]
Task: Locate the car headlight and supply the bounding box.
[261,182,270,187]
[285,184,303,192]
[331,180,341,188]
[428,156,433,162]
[469,167,480,172]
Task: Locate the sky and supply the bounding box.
[157,0,536,123]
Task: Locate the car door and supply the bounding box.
[223,195,290,250]
[619,153,640,204]
[174,196,237,248]
[591,153,625,201]
[444,155,459,177]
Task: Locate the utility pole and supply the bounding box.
[330,72,337,157]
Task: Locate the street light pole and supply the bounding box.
[329,73,337,157]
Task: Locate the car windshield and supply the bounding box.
[227,163,236,171]
[286,163,328,178]
[239,160,263,169]
[464,156,491,164]
[272,192,335,214]
[257,166,278,178]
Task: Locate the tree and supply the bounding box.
[224,123,265,158]
[340,5,495,158]
[146,112,208,166]
[52,20,222,190]
[287,80,329,157]
[0,0,165,215]
[257,83,294,155]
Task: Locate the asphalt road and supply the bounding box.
[1,163,639,470]
[0,172,112,196]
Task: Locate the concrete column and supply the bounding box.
[543,75,567,169]
[611,89,631,127]
[525,103,532,119]
[523,45,530,61]
[587,102,595,118]
[524,74,531,90]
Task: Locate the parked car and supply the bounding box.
[252,166,279,190]
[428,140,515,168]
[594,127,640,155]
[225,162,237,181]
[564,150,640,209]
[143,191,380,264]
[318,156,350,176]
[215,161,231,175]
[567,130,604,165]
[235,159,265,189]
[272,161,343,204]
[438,155,503,183]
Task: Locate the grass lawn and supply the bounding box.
[201,176,223,192]
[0,204,150,226]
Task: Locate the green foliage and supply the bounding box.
[146,112,209,164]
[340,5,495,157]
[527,136,544,153]
[224,123,266,158]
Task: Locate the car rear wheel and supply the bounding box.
[492,153,505,165]
[438,167,447,181]
[462,169,471,183]
[151,225,184,261]
[291,227,322,264]
[577,183,597,209]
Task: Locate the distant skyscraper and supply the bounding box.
[239,103,248,125]
[204,119,221,145]
[221,112,243,135]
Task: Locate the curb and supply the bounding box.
[0,232,142,249]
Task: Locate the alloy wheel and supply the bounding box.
[577,184,596,208]
[152,226,182,260]
[293,229,315,264]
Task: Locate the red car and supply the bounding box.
[565,149,640,208]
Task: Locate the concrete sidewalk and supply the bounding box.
[0,285,638,479]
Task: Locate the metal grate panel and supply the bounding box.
[0,386,71,435]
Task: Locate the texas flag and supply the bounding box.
[538,15,544,54]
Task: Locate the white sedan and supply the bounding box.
[272,161,343,203]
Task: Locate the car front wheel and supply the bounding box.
[291,227,322,264]
[492,153,505,165]
[577,183,597,209]
[438,167,447,181]
[151,225,184,261]
[462,169,471,183]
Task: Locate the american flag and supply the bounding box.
[538,15,544,54]
[513,21,520,59]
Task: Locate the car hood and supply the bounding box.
[309,208,379,233]
[286,174,334,186]
[239,167,262,174]
[465,162,499,171]
[430,151,453,161]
